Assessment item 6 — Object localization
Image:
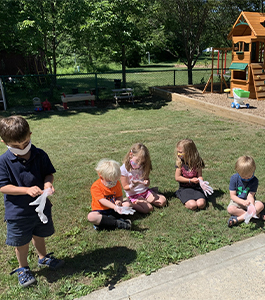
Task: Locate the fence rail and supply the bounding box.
[0,68,230,109]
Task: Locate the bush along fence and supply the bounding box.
[0,68,229,109]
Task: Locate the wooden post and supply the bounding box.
[211,48,214,93]
[221,50,224,92]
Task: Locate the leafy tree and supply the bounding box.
[16,0,88,75]
[0,0,22,52]
[207,0,263,48]
[155,0,213,84]
[81,0,147,86]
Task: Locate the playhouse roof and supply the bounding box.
[228,11,265,40]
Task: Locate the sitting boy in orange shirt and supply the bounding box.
[87,159,132,230]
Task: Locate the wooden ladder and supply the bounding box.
[251,63,265,100]
[0,79,7,110]
[34,57,46,85]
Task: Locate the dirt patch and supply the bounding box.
[162,85,265,119]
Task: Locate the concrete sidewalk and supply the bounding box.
[77,233,265,300]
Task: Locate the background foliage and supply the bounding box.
[0,0,264,77]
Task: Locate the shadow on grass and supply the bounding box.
[207,189,226,210]
[1,95,170,120]
[162,190,176,202]
[36,246,137,289]
[165,188,226,210]
[249,218,265,230]
[249,205,265,230]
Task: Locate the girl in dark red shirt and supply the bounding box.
[175,139,207,211]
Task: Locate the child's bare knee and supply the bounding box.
[185,201,197,210]
[197,199,206,209]
[148,205,154,212]
[159,196,167,207]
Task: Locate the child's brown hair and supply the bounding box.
[0,116,30,143]
[175,139,205,170]
[123,143,152,179]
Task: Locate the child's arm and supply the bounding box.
[0,174,55,197]
[0,185,43,197]
[246,192,255,205]
[197,168,203,181]
[175,168,199,184]
[230,190,251,207]
[120,175,142,191]
[98,198,117,209]
[44,174,55,193]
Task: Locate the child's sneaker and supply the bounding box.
[10,266,36,287]
[93,224,100,230]
[116,218,131,230]
[38,252,64,270]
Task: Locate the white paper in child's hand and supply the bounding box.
[198,178,214,196]
[29,188,53,223]
[245,204,258,224]
[115,205,136,215]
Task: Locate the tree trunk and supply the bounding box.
[122,43,126,88]
[188,68,193,85]
[187,60,193,85]
[52,36,56,76]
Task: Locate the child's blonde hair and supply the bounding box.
[123,143,152,179]
[235,156,256,177]
[95,159,121,181]
[175,139,205,170]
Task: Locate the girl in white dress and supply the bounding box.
[120,143,167,213]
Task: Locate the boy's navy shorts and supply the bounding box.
[5,215,54,247]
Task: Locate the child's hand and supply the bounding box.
[44,183,55,193]
[143,180,149,186]
[115,200,122,206]
[244,203,258,224]
[244,200,251,207]
[129,180,142,189]
[191,177,199,184]
[132,180,142,186]
[27,186,43,197]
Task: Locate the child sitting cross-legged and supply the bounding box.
[87,159,132,230]
[227,155,265,227]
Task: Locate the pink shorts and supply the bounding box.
[129,189,152,203]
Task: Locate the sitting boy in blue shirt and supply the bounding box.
[0,116,64,287]
[227,155,264,227]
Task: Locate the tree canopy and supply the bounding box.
[0,0,264,83]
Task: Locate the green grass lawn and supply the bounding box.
[0,94,262,299]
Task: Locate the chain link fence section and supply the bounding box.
[0,68,229,109]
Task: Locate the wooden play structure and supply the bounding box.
[227,11,265,100]
[203,47,232,94]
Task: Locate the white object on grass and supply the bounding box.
[29,188,53,223]
[198,178,214,196]
[244,204,258,224]
[115,206,136,215]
